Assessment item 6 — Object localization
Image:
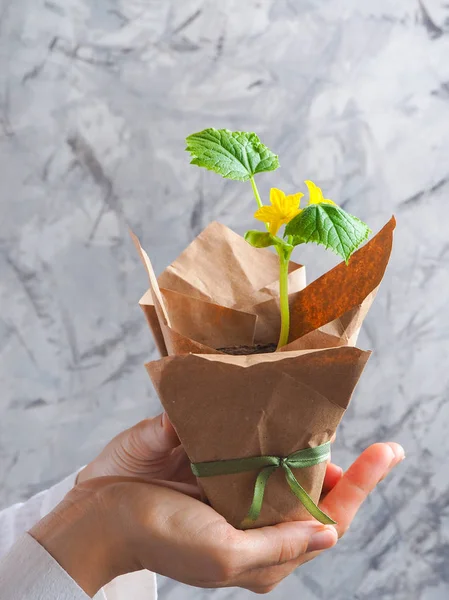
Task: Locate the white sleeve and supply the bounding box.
[0,533,90,600]
[0,473,158,600]
[0,471,79,558]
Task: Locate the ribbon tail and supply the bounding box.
[283,465,336,525]
[241,466,278,528]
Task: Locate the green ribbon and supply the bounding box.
[191,441,336,526]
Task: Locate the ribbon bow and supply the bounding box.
[191,441,336,527]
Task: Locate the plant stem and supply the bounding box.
[249,176,270,232]
[276,245,293,349]
[250,176,263,208]
[248,175,292,348]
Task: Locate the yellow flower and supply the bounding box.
[304,180,337,206]
[254,188,304,235]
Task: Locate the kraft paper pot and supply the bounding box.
[133,217,395,528]
[146,347,370,528]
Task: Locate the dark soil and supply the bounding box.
[217,343,277,355]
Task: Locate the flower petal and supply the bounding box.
[270,188,286,210]
[305,180,324,205]
[269,221,280,235]
[285,192,304,210]
[254,206,276,221]
[254,206,282,235]
[305,181,337,206]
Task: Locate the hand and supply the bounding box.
[77,413,198,494]
[30,441,404,596]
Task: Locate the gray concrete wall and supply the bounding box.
[1,1,448,598]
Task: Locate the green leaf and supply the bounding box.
[186,128,279,181]
[244,230,278,248]
[284,204,371,263]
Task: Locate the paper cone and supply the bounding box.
[147,347,370,528]
[134,217,395,527]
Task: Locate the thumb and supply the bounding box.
[125,414,180,457]
[236,521,338,572]
[77,414,182,484]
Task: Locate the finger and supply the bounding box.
[233,520,337,572]
[234,525,337,591]
[139,414,181,453]
[122,414,181,460]
[162,413,181,445]
[321,462,343,496]
[320,442,405,537]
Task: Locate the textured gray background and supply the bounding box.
[1,1,449,598]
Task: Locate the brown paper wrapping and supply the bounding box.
[147,348,370,528]
[134,217,395,528]
[287,218,395,344]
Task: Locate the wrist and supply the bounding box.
[30,480,129,597]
